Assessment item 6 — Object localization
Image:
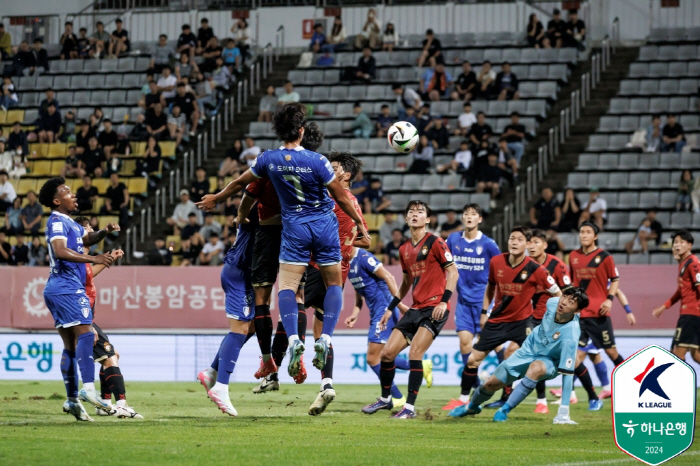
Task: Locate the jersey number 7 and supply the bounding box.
[283,175,305,202]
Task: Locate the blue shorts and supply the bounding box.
[221,263,254,322]
[493,348,559,385]
[368,309,400,344]
[455,302,482,334]
[44,292,92,328]
[280,214,341,266]
[581,341,601,354]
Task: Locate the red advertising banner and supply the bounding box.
[0,265,683,331]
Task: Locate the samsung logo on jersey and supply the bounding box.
[454,256,486,264]
[278,166,312,173]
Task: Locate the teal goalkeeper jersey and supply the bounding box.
[521,297,580,375]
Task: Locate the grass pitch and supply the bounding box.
[0,381,697,466]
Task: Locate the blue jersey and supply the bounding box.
[348,249,392,320]
[446,231,500,305]
[522,297,580,374]
[44,211,86,296]
[224,205,259,271]
[250,146,335,224]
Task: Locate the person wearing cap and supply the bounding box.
[89,21,110,58]
[109,18,130,58]
[0,169,16,212]
[167,189,202,234]
[417,28,442,68]
[420,60,453,102]
[0,23,11,59]
[579,187,607,231]
[197,18,215,55]
[565,9,586,51]
[177,24,197,58]
[547,8,567,48]
[60,21,79,59]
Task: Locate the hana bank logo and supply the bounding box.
[635,358,673,408]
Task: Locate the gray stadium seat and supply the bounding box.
[649,97,668,113]
[679,79,698,95]
[526,100,546,118]
[109,90,127,103]
[609,98,628,114]
[608,172,628,186]
[105,74,123,89]
[658,80,679,95]
[618,116,639,132]
[347,86,365,100]
[612,253,628,265]
[660,191,677,208]
[639,80,658,95]
[528,66,548,80]
[112,107,129,121]
[688,62,700,76]
[382,175,402,191]
[548,64,568,82]
[618,153,638,169]
[83,60,101,73]
[70,75,88,88]
[650,254,673,265]
[22,109,38,124]
[639,191,660,207]
[587,135,608,151]
[336,103,354,117]
[483,49,502,63]
[310,87,329,101]
[558,233,579,251]
[100,59,119,73]
[88,75,105,88]
[536,82,557,99]
[567,173,588,189]
[397,67,418,82]
[349,139,369,154]
[35,75,53,90]
[449,193,468,210]
[649,172,670,188]
[470,193,490,212]
[606,212,628,229]
[558,49,577,64]
[402,174,423,191]
[374,157,395,172]
[248,122,271,137]
[367,85,386,99]
[670,212,692,229]
[619,80,638,96]
[124,89,140,103]
[628,254,650,265]
[668,62,687,76]
[617,192,638,209]
[659,153,680,169]
[680,152,699,168]
[322,69,339,83]
[638,46,657,61]
[577,154,598,169]
[588,172,608,187]
[669,97,688,113]
[629,172,649,189]
[76,107,93,121]
[628,63,649,78]
[389,194,411,212]
[649,62,669,77]
[629,98,650,114]
[66,60,84,73]
[599,154,619,169]
[122,74,142,88]
[598,116,618,132]
[72,91,90,105]
[117,58,136,72]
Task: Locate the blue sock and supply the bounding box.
[278,289,298,337]
[76,332,95,384]
[210,347,220,372]
[594,361,610,386]
[216,332,246,385]
[60,350,78,398]
[395,356,410,371]
[321,285,343,337]
[370,363,381,377]
[506,376,538,410]
[496,348,505,364]
[469,385,495,408]
[461,352,470,366]
[371,363,403,399]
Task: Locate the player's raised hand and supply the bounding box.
[626,313,636,326]
[599,299,612,316]
[379,310,392,331]
[652,305,666,318]
[93,252,114,267]
[356,220,370,246]
[432,302,448,320]
[111,249,125,259]
[196,194,218,212]
[105,223,120,233]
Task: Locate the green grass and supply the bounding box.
[0,381,697,466]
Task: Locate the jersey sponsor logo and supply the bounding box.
[23,277,49,318]
[78,297,89,307]
[81,307,90,318]
[268,163,274,171]
[476,246,483,255]
[572,257,579,264]
[547,275,556,285]
[104,342,112,352]
[52,223,63,233]
[565,357,572,368]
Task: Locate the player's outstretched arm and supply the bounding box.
[83,223,119,247]
[198,169,257,212]
[327,178,370,241]
[654,287,682,317]
[52,238,114,267]
[481,282,495,328]
[553,374,577,425]
[93,249,124,277]
[234,193,255,225]
[600,278,618,316]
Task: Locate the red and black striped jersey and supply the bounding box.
[665,254,700,317]
[399,232,453,310]
[245,177,281,224]
[569,248,619,319]
[532,254,572,320]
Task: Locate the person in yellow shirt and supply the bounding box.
[0,23,11,59]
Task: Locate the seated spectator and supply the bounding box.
[350,102,373,139]
[180,212,203,246]
[129,113,149,142]
[90,107,105,134]
[416,103,432,135]
[309,23,326,53]
[60,110,76,143]
[0,230,13,265]
[438,140,472,181]
[326,16,347,53]
[409,135,434,174]
[7,41,33,77]
[278,80,300,104]
[0,76,19,110]
[355,47,376,83]
[440,210,463,239]
[392,83,423,121]
[20,190,42,236]
[30,38,49,75]
[189,166,210,204]
[545,229,564,260]
[61,145,84,179]
[98,118,118,159]
[579,187,607,231]
[173,83,199,137]
[417,29,442,68]
[102,173,130,228]
[559,188,581,232]
[150,34,176,73]
[76,175,97,212]
[468,112,493,154]
[196,18,214,55]
[451,61,477,102]
[177,24,197,58]
[258,85,278,122]
[382,23,398,52]
[454,102,476,137]
[530,187,560,230]
[157,66,178,106]
[179,237,201,266]
[230,18,251,63]
[12,235,29,265]
[645,114,662,152]
[89,22,110,58]
[404,107,418,127]
[495,62,519,101]
[677,170,693,212]
[7,122,28,156]
[147,237,172,266]
[565,9,586,51]
[625,218,653,255]
[167,189,202,234]
[646,208,663,246]
[146,102,168,140]
[376,105,393,138]
[427,116,450,149]
[199,233,224,266]
[475,61,496,99]
[79,137,106,177]
[75,120,94,155]
[661,113,685,153]
[109,18,130,58]
[167,105,186,147]
[201,36,223,74]
[475,152,501,209]
[351,168,370,207]
[28,236,47,266]
[384,228,404,265]
[144,80,161,109]
[502,111,525,163]
[547,9,567,48]
[219,139,243,177]
[211,57,232,90]
[421,61,453,102]
[0,23,10,60]
[176,53,203,84]
[4,197,22,232]
[365,178,391,213]
[39,88,60,118]
[239,137,261,168]
[0,141,11,173]
[354,8,381,50]
[77,28,90,58]
[378,212,404,247]
[221,38,241,76]
[199,213,222,242]
[527,13,549,48]
[136,136,162,176]
[498,139,519,182]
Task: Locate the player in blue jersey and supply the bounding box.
[197,103,369,380]
[442,203,500,411]
[196,206,259,416]
[450,287,589,424]
[39,177,118,421]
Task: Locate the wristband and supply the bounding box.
[623,304,632,314]
[387,296,401,311]
[607,294,614,302]
[481,309,489,315]
[440,290,453,304]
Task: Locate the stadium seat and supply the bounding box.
[128,178,148,195]
[48,143,67,158]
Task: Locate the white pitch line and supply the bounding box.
[538,450,699,466]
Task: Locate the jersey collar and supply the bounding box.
[51,211,72,220]
[351,248,360,261]
[278,145,306,151]
[461,230,482,243]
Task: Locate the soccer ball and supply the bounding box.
[387,121,419,153]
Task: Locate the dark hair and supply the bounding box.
[385,23,394,34]
[563,286,589,310]
[188,212,197,218]
[80,27,87,32]
[463,101,471,107]
[404,200,432,218]
[426,28,434,35]
[272,103,307,143]
[553,8,561,15]
[462,203,483,217]
[681,169,692,181]
[65,21,73,26]
[483,60,491,65]
[96,21,104,27]
[652,114,661,120]
[39,177,66,209]
[531,228,548,241]
[332,17,343,37]
[477,111,485,117]
[201,17,208,23]
[159,34,167,39]
[569,9,578,14]
[510,111,520,118]
[392,228,403,235]
[0,169,8,177]
[673,229,694,245]
[74,216,90,227]
[667,112,676,118]
[353,101,362,108]
[511,225,532,241]
[210,233,220,239]
[580,221,600,236]
[301,121,324,152]
[327,151,364,182]
[116,18,123,23]
[177,82,186,87]
[529,13,537,25]
[462,60,470,65]
[34,38,43,44]
[646,207,658,214]
[381,104,389,110]
[284,79,292,85]
[314,23,322,29]
[182,24,191,30]
[392,83,402,90]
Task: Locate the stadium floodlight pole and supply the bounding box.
[147,206,152,236]
[169,171,175,203]
[140,210,145,243]
[154,191,159,220]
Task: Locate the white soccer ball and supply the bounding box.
[387,121,419,153]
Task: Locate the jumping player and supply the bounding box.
[456,287,588,425]
[362,200,458,419]
[442,203,500,411]
[569,222,635,411]
[449,226,562,418]
[652,230,700,364]
[39,176,117,421]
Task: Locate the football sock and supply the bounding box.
[321,345,334,380]
[470,386,495,407]
[507,376,537,409]
[60,349,78,399]
[99,370,109,400]
[613,355,624,366]
[460,367,472,397]
[499,384,513,402]
[210,347,220,372]
[461,352,470,366]
[321,377,333,391]
[244,329,256,344]
[406,359,423,406]
[594,361,610,386]
[253,304,273,361]
[297,305,307,343]
[371,363,403,399]
[395,356,410,370]
[575,363,599,401]
[496,348,505,363]
[321,285,343,340]
[278,289,299,339]
[76,332,95,384]
[380,360,396,399]
[404,403,415,412]
[271,321,287,368]
[103,366,126,402]
[536,380,547,401]
[216,332,246,385]
[461,366,479,396]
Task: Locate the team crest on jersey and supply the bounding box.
[520,270,529,280]
[268,163,275,171]
[553,332,560,340]
[285,155,292,161]
[421,245,429,256]
[572,257,579,264]
[476,246,483,255]
[104,343,112,352]
[595,255,601,264]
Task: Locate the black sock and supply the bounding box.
[244,329,256,344]
[271,320,287,368]
[321,345,334,382]
[99,370,109,400]
[460,367,472,396]
[406,359,424,406]
[496,348,505,363]
[613,355,624,366]
[104,366,126,402]
[297,304,307,343]
[575,363,598,401]
[536,380,546,399]
[253,304,273,357]
[499,384,513,402]
[462,366,479,396]
[380,360,396,399]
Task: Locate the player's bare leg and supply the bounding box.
[363,329,409,414]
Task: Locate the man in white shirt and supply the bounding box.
[378,212,404,247]
[277,80,300,104]
[198,233,224,265]
[166,189,202,234]
[579,187,607,231]
[476,61,497,100]
[455,102,477,137]
[392,83,422,121]
[0,169,17,212]
[157,66,178,106]
[239,137,261,167]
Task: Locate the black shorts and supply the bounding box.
[673,315,700,349]
[394,307,449,344]
[250,224,282,287]
[92,323,116,363]
[474,317,533,353]
[532,318,542,327]
[302,266,327,318]
[578,316,616,349]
